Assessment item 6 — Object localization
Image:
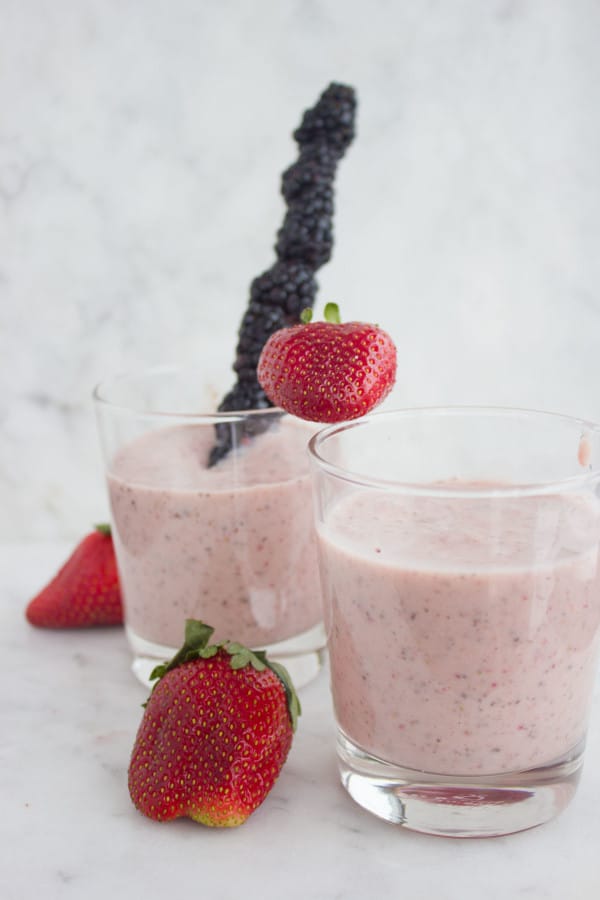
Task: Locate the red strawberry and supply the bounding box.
[257,303,397,422]
[25,524,123,628]
[128,619,300,827]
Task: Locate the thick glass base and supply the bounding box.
[337,731,585,837]
[126,622,327,690]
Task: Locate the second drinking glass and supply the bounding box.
[309,406,600,836]
[94,365,325,687]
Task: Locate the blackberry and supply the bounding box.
[282,181,335,222]
[293,83,356,156]
[249,262,317,317]
[210,82,356,464]
[281,145,338,202]
[234,303,290,372]
[218,381,271,412]
[209,410,274,467]
[210,381,274,466]
[275,203,333,268]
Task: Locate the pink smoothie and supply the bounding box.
[108,418,322,649]
[317,488,600,776]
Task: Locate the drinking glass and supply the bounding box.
[94,364,325,687]
[309,407,600,836]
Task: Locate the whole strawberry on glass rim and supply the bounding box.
[257,302,397,422]
[128,619,300,828]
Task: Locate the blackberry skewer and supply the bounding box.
[209,82,356,466]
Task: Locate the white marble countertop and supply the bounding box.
[4,542,600,899]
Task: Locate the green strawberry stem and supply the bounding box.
[323,302,341,323]
[300,302,341,325]
[148,619,301,731]
[94,523,111,536]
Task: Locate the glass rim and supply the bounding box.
[308,405,600,499]
[92,363,287,421]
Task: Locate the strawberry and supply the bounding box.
[25,524,123,628]
[128,619,301,827]
[257,303,397,422]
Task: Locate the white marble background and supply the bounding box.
[1,0,599,539]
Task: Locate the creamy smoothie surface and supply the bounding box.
[317,487,600,776]
[108,418,322,649]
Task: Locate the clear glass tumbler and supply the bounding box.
[94,365,325,687]
[309,407,600,836]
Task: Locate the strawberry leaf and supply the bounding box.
[149,663,168,681]
[225,643,267,671]
[148,620,215,686]
[230,652,251,669]
[266,659,302,732]
[184,619,215,649]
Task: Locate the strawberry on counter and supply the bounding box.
[25,524,123,628]
[128,619,300,827]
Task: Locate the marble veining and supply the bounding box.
[2,0,600,540]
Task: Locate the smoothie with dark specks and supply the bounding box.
[108,418,321,649]
[317,488,600,775]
